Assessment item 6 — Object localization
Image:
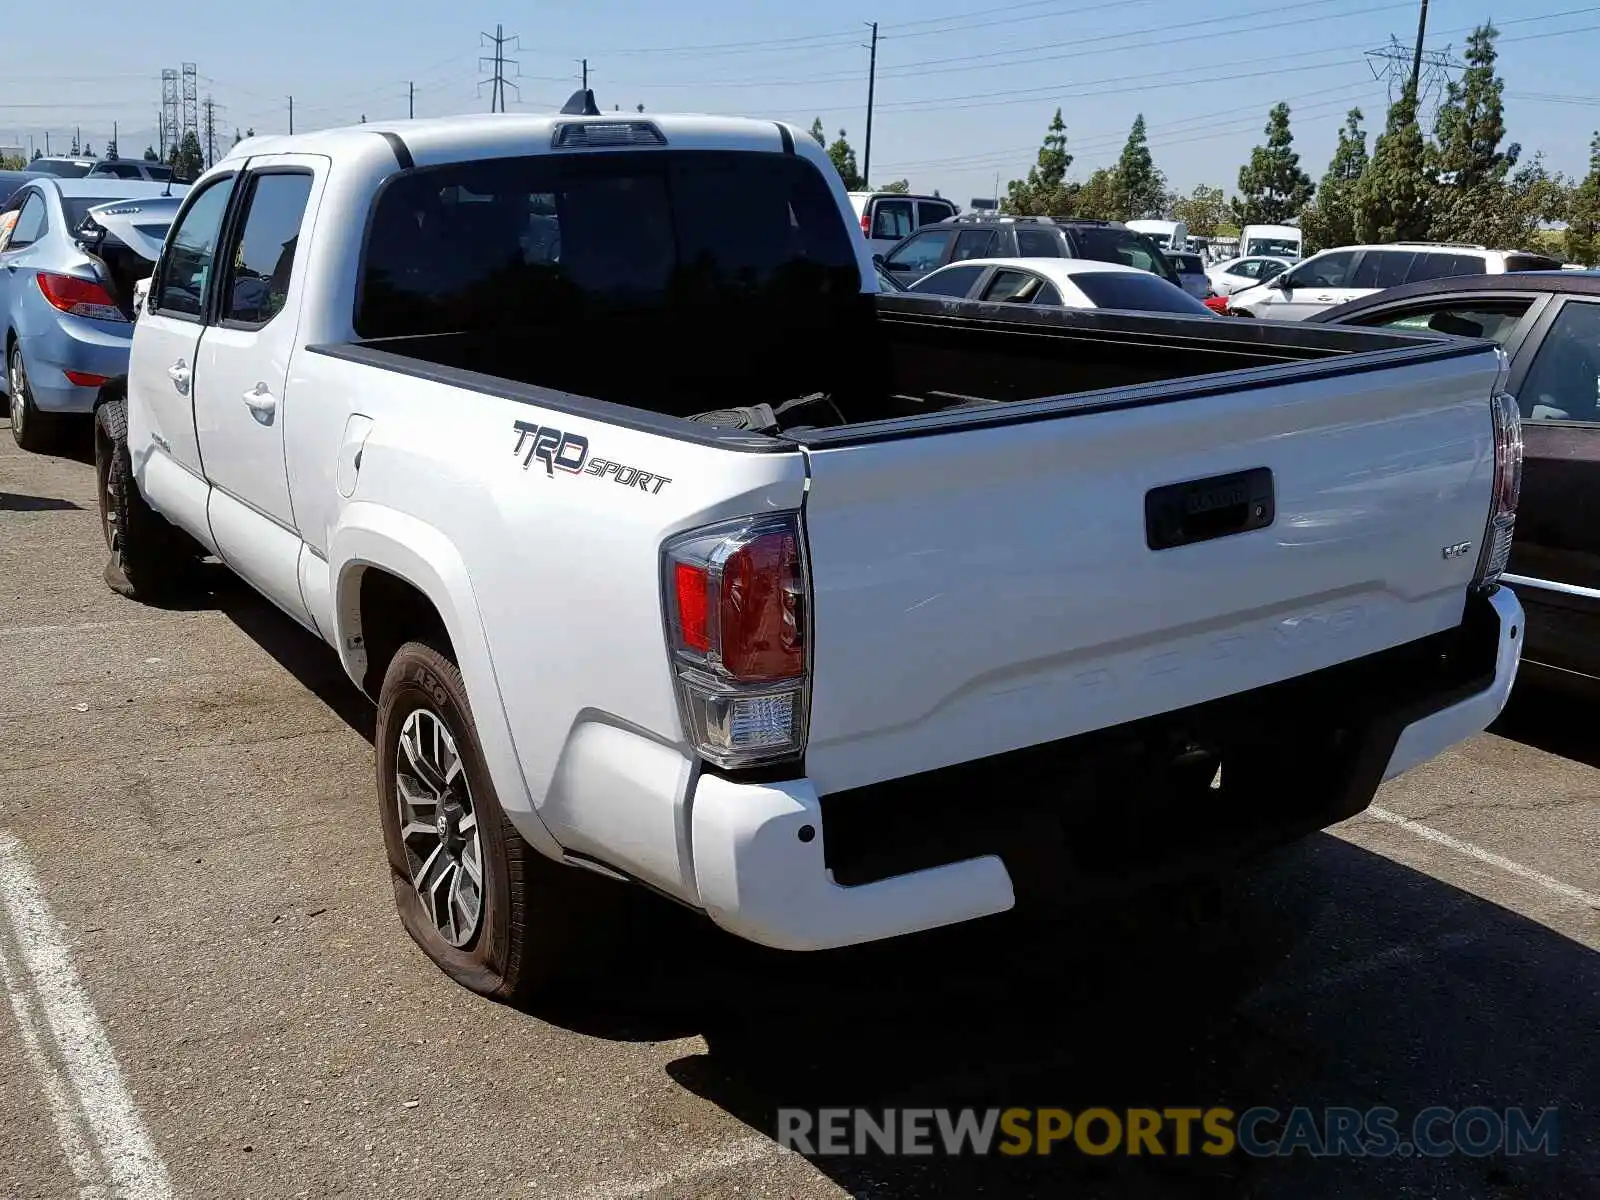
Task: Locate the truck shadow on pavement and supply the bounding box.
[642,839,1599,1198]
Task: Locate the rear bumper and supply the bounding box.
[685,588,1522,952]
[18,321,132,413]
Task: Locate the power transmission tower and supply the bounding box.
[181,63,199,142]
[203,96,216,167]
[160,68,180,157]
[1366,32,1460,122]
[479,25,521,113]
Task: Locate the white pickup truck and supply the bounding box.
[96,97,1525,1000]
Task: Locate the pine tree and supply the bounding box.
[1566,132,1600,265]
[175,130,205,182]
[825,129,864,190]
[1356,86,1431,242]
[1114,114,1166,219]
[808,118,826,147]
[1233,102,1314,225]
[1005,108,1075,215]
[1300,108,1368,251]
[1430,22,1539,244]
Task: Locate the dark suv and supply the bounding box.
[876,214,1183,288]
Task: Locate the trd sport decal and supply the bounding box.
[512,420,673,494]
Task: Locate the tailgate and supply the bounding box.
[798,348,1503,794]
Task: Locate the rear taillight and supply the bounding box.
[663,513,809,768]
[860,209,872,238]
[35,272,126,322]
[1473,389,1523,593]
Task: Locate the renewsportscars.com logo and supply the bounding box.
[776,1106,1560,1159]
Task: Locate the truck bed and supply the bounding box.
[317,292,1486,439]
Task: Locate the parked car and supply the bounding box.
[1207,255,1295,297]
[24,157,99,179]
[1165,250,1213,299]
[0,170,43,207]
[1228,242,1565,321]
[848,191,959,257]
[877,214,1184,289]
[906,256,1216,315]
[96,106,1519,1001]
[88,159,176,183]
[0,177,187,450]
[1312,269,1600,684]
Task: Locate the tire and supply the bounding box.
[95,398,201,602]
[375,641,628,1002]
[8,342,62,454]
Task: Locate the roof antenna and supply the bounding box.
[560,88,601,116]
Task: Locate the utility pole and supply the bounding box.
[112,120,118,159]
[1409,0,1430,97]
[580,58,588,90]
[203,97,215,167]
[408,81,415,119]
[480,25,521,113]
[288,95,294,134]
[862,21,878,190]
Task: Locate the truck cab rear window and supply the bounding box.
[356,151,859,338]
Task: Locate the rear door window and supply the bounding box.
[1015,229,1063,257]
[884,228,954,275]
[915,199,955,227]
[1515,300,1600,422]
[951,228,997,262]
[870,198,915,241]
[908,264,984,298]
[981,268,1047,303]
[1362,299,1534,346]
[1350,250,1414,290]
[4,192,47,250]
[222,172,314,326]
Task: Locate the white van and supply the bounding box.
[1239,223,1303,259]
[849,192,960,257]
[1127,219,1188,252]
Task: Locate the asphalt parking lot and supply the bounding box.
[1,419,1597,1200]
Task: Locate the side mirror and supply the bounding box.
[871,252,885,266]
[132,276,152,318]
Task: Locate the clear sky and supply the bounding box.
[4,0,1598,205]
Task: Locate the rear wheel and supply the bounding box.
[376,641,631,1002]
[94,398,201,602]
[8,343,62,454]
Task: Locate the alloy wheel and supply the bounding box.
[8,352,26,440]
[395,708,485,948]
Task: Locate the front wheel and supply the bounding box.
[375,641,631,1002]
[94,398,201,602]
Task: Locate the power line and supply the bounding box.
[479,25,521,113]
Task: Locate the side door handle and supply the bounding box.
[242,383,277,424]
[166,360,191,394]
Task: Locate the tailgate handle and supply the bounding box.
[1145,467,1274,551]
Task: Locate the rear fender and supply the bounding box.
[330,502,562,858]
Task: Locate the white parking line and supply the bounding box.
[571,1135,789,1200]
[0,833,172,1200]
[1365,806,1600,911]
